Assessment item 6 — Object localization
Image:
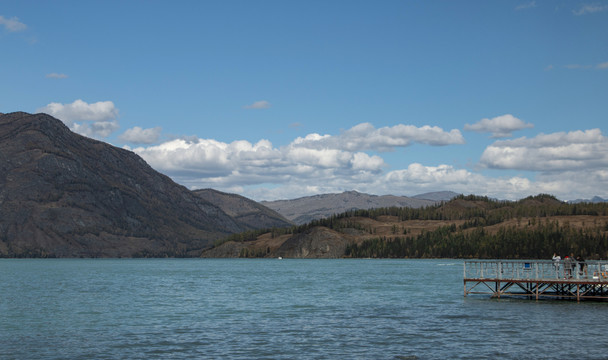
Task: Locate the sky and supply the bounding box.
[1,0,607,201]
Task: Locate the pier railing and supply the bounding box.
[464,260,608,282]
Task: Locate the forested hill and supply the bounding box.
[205,194,608,259]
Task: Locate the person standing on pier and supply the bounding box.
[563,255,572,278]
[552,253,561,278]
[570,253,577,278]
[576,256,587,277]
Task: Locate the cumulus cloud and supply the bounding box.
[294,122,465,151]
[464,114,533,138]
[128,121,472,201]
[382,163,538,199]
[573,3,608,15]
[45,73,68,79]
[241,159,608,202]
[244,100,271,109]
[36,99,120,139]
[133,135,386,180]
[119,126,162,144]
[128,121,469,200]
[479,129,608,171]
[241,162,559,202]
[0,15,27,32]
[128,119,607,202]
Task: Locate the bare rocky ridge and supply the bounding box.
[193,188,292,230]
[0,112,252,257]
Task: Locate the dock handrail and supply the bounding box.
[464,260,608,282]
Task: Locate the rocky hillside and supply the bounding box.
[261,190,444,224]
[193,188,292,230]
[0,112,254,257]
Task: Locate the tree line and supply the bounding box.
[345,220,608,259]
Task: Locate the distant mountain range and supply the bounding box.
[261,190,459,225]
[0,112,290,257]
[568,196,608,204]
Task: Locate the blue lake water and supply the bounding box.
[1,258,607,359]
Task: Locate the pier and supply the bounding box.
[464,260,608,301]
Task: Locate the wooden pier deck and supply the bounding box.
[464,260,608,301]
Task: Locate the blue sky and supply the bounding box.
[1,0,607,201]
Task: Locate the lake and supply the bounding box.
[1,259,607,359]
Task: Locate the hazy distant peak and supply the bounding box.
[262,190,440,224]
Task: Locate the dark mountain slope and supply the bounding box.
[193,188,292,230]
[0,112,243,257]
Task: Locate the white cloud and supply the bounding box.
[0,15,27,32]
[351,152,385,171]
[246,161,608,202]
[129,120,607,202]
[295,122,465,151]
[119,126,162,144]
[515,1,536,10]
[36,99,120,139]
[241,162,561,202]
[37,99,118,123]
[45,73,68,79]
[133,134,386,180]
[464,114,534,138]
[479,129,608,171]
[72,121,120,139]
[125,121,471,201]
[382,163,538,200]
[244,161,608,202]
[573,3,608,15]
[244,100,271,109]
[131,121,464,192]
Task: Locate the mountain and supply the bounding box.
[568,196,608,204]
[261,190,440,225]
[193,188,292,229]
[0,112,251,257]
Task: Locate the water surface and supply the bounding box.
[1,259,606,359]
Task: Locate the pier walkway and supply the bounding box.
[464,260,608,301]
